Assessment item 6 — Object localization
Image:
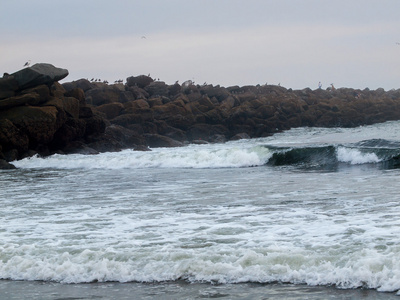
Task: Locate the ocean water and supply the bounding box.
[2,121,400,299]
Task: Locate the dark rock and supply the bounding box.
[144,81,169,97]
[51,118,86,149]
[62,141,99,155]
[85,87,120,106]
[168,83,181,96]
[65,88,86,105]
[144,134,183,148]
[0,93,44,110]
[63,79,94,92]
[230,132,251,141]
[4,149,19,162]
[96,102,125,119]
[11,63,68,90]
[124,99,150,110]
[126,86,149,99]
[84,115,107,137]
[0,105,61,147]
[187,124,229,141]
[86,124,146,152]
[0,76,18,99]
[0,159,16,169]
[0,119,29,154]
[118,91,135,103]
[126,75,154,88]
[192,139,209,144]
[79,106,94,118]
[134,144,151,151]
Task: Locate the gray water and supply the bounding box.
[2,122,400,299]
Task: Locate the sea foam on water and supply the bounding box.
[3,121,400,296]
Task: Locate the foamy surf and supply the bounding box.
[2,121,400,298]
[12,144,273,170]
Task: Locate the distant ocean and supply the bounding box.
[2,121,400,299]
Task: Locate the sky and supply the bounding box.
[1,0,399,90]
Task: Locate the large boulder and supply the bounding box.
[144,81,169,97]
[0,119,29,153]
[11,63,69,90]
[0,105,61,147]
[126,75,153,88]
[0,76,19,99]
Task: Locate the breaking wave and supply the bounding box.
[11,138,400,170]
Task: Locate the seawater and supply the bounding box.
[2,121,400,299]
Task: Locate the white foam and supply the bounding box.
[337,147,380,164]
[12,144,272,170]
[4,121,400,294]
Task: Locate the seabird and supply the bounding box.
[23,60,31,67]
[141,36,146,39]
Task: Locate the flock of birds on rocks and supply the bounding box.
[88,78,125,84]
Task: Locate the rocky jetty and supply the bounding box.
[0,64,106,168]
[1,65,400,168]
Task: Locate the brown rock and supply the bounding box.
[0,93,44,110]
[62,97,80,119]
[96,102,125,119]
[145,81,169,97]
[144,134,183,148]
[65,88,86,105]
[0,105,61,146]
[124,99,150,110]
[0,119,29,153]
[126,75,154,88]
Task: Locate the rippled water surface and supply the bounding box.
[2,121,400,299]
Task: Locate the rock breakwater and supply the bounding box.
[1,64,400,168]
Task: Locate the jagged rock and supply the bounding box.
[11,63,68,90]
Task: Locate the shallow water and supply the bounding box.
[0,281,398,300]
[2,121,400,298]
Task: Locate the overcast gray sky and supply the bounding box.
[1,0,399,90]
